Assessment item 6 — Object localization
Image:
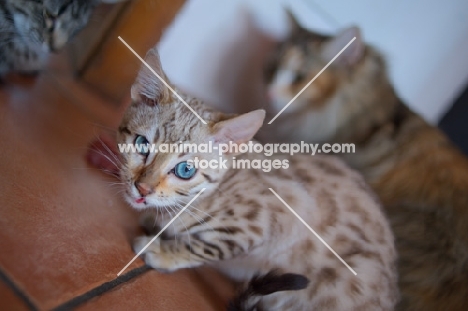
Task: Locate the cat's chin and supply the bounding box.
[125,198,148,210]
[125,195,150,210]
[125,195,175,211]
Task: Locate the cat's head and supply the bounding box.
[117,48,265,211]
[8,0,97,52]
[264,12,396,143]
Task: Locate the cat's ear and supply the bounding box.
[286,9,302,32]
[211,110,265,148]
[131,48,169,106]
[321,26,365,67]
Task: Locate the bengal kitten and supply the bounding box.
[263,14,468,311]
[117,48,398,310]
[0,0,98,76]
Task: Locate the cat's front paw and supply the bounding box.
[133,236,177,273]
[143,252,178,274]
[133,235,160,255]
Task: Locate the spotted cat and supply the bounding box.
[116,48,398,310]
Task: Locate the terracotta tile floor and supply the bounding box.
[0,53,234,310]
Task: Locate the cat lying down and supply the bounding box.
[87,48,398,310]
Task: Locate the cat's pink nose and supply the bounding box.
[135,182,153,197]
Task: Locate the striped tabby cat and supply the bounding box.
[263,15,468,311]
[117,48,398,310]
[0,0,97,75]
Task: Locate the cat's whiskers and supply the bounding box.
[112,189,127,197]
[99,168,120,177]
[90,148,121,172]
[95,135,123,168]
[188,204,229,232]
[169,202,193,260]
[165,204,181,247]
[174,199,221,237]
[162,210,175,228]
[154,206,161,229]
[90,147,118,166]
[185,209,216,233]
[104,180,127,195]
[106,182,126,192]
[107,181,125,186]
[182,209,204,227]
[174,199,207,228]
[184,209,218,237]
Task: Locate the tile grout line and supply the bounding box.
[51,265,151,311]
[0,266,38,311]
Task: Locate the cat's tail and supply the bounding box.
[227,270,310,311]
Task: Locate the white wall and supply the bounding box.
[158,0,468,123]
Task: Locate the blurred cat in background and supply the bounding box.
[262,13,468,311]
[0,0,98,76]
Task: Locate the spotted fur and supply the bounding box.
[0,0,97,75]
[117,48,398,310]
[263,13,468,310]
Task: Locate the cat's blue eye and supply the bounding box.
[135,135,150,156]
[174,161,197,180]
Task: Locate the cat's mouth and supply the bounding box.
[126,192,177,211]
[124,190,148,209]
[135,198,146,204]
